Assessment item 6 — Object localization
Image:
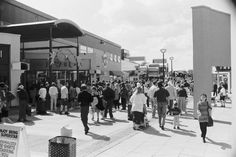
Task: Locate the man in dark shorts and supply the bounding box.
[154,81,170,130]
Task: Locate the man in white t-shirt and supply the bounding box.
[49,82,58,112]
[147,81,158,118]
[165,81,177,114]
[60,82,69,115]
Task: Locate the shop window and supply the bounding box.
[87,47,93,53]
[117,56,121,63]
[110,53,113,61]
[80,45,87,54]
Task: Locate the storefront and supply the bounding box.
[0,0,122,95]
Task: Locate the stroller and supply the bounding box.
[133,105,149,130]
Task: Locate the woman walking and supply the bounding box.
[177,85,188,114]
[130,86,147,130]
[198,93,212,143]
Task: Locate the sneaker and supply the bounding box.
[85,128,89,135]
[203,138,206,143]
[177,126,180,129]
[161,126,165,130]
[173,127,176,129]
[65,111,69,115]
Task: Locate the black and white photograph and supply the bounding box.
[0,0,235,156]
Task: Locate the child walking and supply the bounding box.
[171,102,181,129]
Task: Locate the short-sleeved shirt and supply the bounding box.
[154,88,170,102]
[61,86,68,99]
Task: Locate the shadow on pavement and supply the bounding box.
[180,115,194,120]
[66,114,80,118]
[36,112,54,116]
[103,119,115,123]
[143,126,171,137]
[213,106,232,109]
[114,118,129,123]
[206,137,232,150]
[164,121,188,127]
[213,119,232,125]
[87,132,111,141]
[165,128,196,137]
[22,120,35,126]
[118,110,127,113]
[92,121,113,126]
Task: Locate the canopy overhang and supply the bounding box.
[0,19,84,42]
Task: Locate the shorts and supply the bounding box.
[220,96,225,101]
[61,99,68,106]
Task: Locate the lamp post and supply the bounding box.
[76,37,80,86]
[160,49,166,82]
[169,56,174,77]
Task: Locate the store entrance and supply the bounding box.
[0,44,10,86]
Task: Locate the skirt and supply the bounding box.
[132,111,144,125]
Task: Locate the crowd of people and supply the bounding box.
[0,77,218,143]
[212,80,229,107]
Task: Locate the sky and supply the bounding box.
[17,0,234,71]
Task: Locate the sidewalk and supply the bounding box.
[7,96,233,157]
[89,97,233,157]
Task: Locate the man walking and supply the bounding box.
[154,81,170,130]
[165,81,177,115]
[60,81,69,115]
[148,81,158,118]
[78,84,93,134]
[103,83,115,120]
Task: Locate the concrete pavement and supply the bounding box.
[7,96,233,157]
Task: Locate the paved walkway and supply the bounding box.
[7,96,233,157]
[93,99,233,157]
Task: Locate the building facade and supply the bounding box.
[0,0,122,88]
[0,0,122,106]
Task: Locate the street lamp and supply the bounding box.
[160,49,166,82]
[169,56,174,77]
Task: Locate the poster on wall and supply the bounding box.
[0,124,30,157]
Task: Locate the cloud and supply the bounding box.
[97,0,194,70]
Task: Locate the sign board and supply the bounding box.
[153,59,167,63]
[0,124,30,157]
[128,56,145,61]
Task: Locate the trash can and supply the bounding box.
[49,136,76,157]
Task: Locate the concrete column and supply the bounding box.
[0,32,22,106]
[192,6,231,118]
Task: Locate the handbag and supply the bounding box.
[207,115,213,127]
[207,102,213,127]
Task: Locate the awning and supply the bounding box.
[109,71,123,76]
[0,19,84,42]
